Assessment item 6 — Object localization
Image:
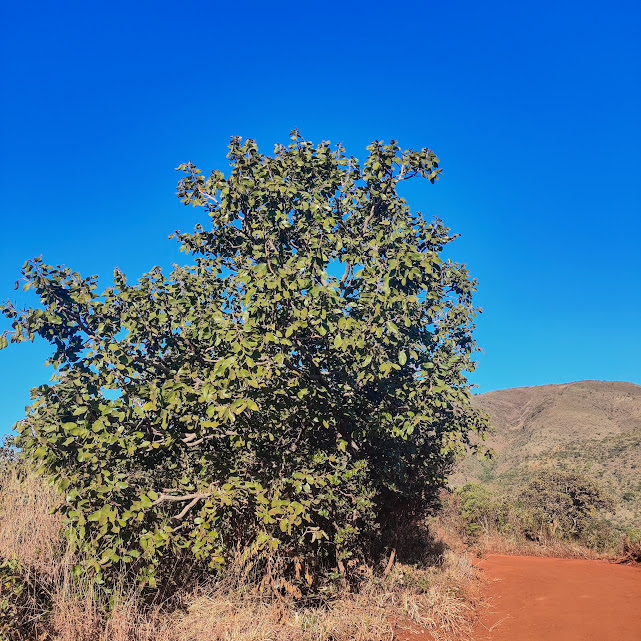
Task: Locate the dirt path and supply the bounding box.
[473,554,641,641]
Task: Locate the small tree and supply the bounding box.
[1,132,488,589]
[455,482,496,537]
[518,470,613,540]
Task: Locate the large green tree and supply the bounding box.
[1,132,488,588]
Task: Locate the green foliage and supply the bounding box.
[1,132,488,590]
[0,557,24,640]
[452,471,617,550]
[0,437,18,476]
[453,482,515,539]
[455,483,495,537]
[517,470,614,541]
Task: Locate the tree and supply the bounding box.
[1,132,489,589]
[518,470,614,540]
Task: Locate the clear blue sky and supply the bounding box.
[1,0,640,435]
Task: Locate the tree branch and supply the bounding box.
[339,261,352,290]
[362,204,377,235]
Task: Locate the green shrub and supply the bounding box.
[455,483,495,537]
[452,471,618,551]
[0,437,18,477]
[1,133,488,592]
[518,470,614,541]
[579,517,620,552]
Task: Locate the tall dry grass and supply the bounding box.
[429,510,610,561]
[0,466,479,641]
[0,465,63,577]
[168,552,477,641]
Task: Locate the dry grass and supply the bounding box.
[0,466,479,641]
[430,510,612,562]
[7,562,476,641]
[369,553,477,640]
[0,466,63,578]
[171,553,477,641]
[171,590,392,641]
[48,585,172,641]
[470,531,608,560]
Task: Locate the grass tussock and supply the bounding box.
[0,466,478,641]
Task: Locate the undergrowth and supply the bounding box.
[438,471,639,559]
[7,455,633,639]
[0,465,478,641]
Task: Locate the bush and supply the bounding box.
[0,463,477,640]
[455,483,495,537]
[1,132,489,591]
[0,556,53,640]
[0,437,18,476]
[450,471,618,552]
[517,470,614,542]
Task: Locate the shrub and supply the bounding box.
[449,471,618,552]
[1,132,488,591]
[0,436,18,476]
[455,483,495,537]
[517,470,614,541]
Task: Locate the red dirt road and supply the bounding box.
[473,554,641,641]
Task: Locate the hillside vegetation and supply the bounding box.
[454,380,641,531]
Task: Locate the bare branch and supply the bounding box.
[362,204,376,235]
[175,497,202,521]
[339,261,352,290]
[153,491,211,505]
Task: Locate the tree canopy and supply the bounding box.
[1,132,488,590]
[519,470,614,539]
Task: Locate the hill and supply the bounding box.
[454,380,641,530]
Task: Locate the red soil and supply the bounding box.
[473,554,641,641]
